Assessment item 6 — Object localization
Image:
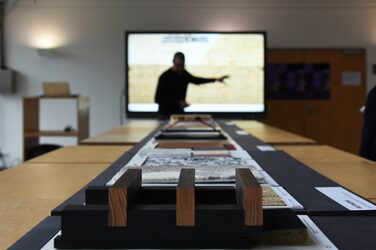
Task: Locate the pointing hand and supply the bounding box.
[217,75,229,83]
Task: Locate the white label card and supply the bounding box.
[316,187,376,210]
[236,130,248,135]
[298,215,338,249]
[257,145,276,151]
[342,71,361,86]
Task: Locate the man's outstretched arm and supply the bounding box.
[188,72,229,84]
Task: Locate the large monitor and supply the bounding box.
[125,31,266,118]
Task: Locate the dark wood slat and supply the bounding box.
[176,169,195,226]
[108,168,141,227]
[235,168,263,226]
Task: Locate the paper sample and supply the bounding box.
[139,148,192,158]
[262,186,286,206]
[192,150,230,157]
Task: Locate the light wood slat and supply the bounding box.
[235,168,263,226]
[108,168,141,227]
[176,169,195,226]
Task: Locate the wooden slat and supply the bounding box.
[235,168,263,226]
[176,169,195,226]
[108,168,141,227]
[23,97,40,160]
[77,96,90,141]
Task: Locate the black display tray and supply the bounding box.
[55,185,305,249]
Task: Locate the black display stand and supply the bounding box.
[55,168,305,249]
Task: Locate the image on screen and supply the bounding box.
[126,32,266,116]
[266,63,330,99]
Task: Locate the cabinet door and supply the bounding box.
[263,49,365,154]
[329,51,365,153]
[262,100,305,135]
[304,100,330,145]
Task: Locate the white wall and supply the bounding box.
[1,0,376,162]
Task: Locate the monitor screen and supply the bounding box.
[125,31,266,118]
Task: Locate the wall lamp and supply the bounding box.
[36,48,55,57]
[33,33,60,57]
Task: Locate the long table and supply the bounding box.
[234,120,316,145]
[27,146,132,164]
[80,120,161,145]
[2,120,375,249]
[0,145,132,249]
[0,162,112,249]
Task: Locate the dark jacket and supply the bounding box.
[155,68,215,117]
[360,86,376,161]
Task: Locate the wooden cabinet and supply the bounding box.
[261,49,366,154]
[23,96,90,160]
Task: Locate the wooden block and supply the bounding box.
[235,168,263,226]
[108,168,141,227]
[77,96,90,141]
[23,97,40,160]
[176,169,195,226]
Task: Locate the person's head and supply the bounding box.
[172,52,185,73]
